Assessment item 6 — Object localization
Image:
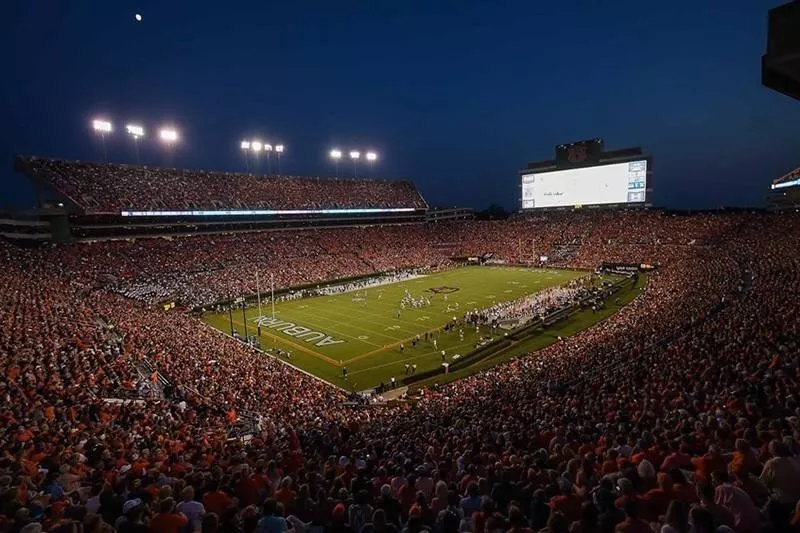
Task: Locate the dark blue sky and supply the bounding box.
[2,0,798,210]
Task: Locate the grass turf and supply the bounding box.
[201,266,617,392]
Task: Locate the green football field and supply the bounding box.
[202,266,594,391]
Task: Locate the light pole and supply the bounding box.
[126,124,144,164]
[349,151,360,178]
[275,144,284,175]
[91,119,112,162]
[330,149,342,178]
[251,140,263,170]
[366,151,377,177]
[240,141,251,172]
[264,144,273,175]
[159,127,179,166]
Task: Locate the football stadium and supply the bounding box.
[2,3,800,533]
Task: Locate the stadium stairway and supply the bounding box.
[132,357,167,400]
[225,409,262,441]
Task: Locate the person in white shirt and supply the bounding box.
[176,486,206,533]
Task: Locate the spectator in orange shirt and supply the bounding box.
[16,427,34,443]
[660,442,692,473]
[729,439,761,478]
[274,477,296,509]
[613,479,641,512]
[601,450,620,476]
[641,473,672,522]
[691,445,727,484]
[250,465,272,502]
[236,469,261,507]
[150,498,188,533]
[630,443,662,469]
[549,481,582,523]
[614,500,651,533]
[669,470,698,505]
[203,480,233,516]
[398,475,418,517]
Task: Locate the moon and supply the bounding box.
[135,13,142,22]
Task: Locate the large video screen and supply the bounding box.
[521,160,647,209]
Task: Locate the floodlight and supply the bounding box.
[366,152,377,161]
[241,140,251,150]
[251,140,263,152]
[159,128,178,142]
[92,119,112,133]
[126,124,144,138]
[330,149,342,159]
[264,144,273,152]
[349,151,360,160]
[275,144,285,153]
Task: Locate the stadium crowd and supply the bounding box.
[38,211,743,309]
[1,210,799,533]
[20,157,427,213]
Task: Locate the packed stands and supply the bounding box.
[1,210,799,533]
[47,212,742,308]
[17,157,428,213]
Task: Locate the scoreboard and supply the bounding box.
[520,139,652,210]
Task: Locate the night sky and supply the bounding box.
[2,0,799,210]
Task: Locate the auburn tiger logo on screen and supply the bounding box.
[567,145,588,163]
[426,286,460,294]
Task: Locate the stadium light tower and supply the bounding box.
[251,140,263,170]
[349,150,361,178]
[366,151,377,177]
[275,144,285,175]
[159,127,179,166]
[330,149,342,178]
[126,124,145,164]
[264,143,273,175]
[241,140,251,172]
[91,119,113,162]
